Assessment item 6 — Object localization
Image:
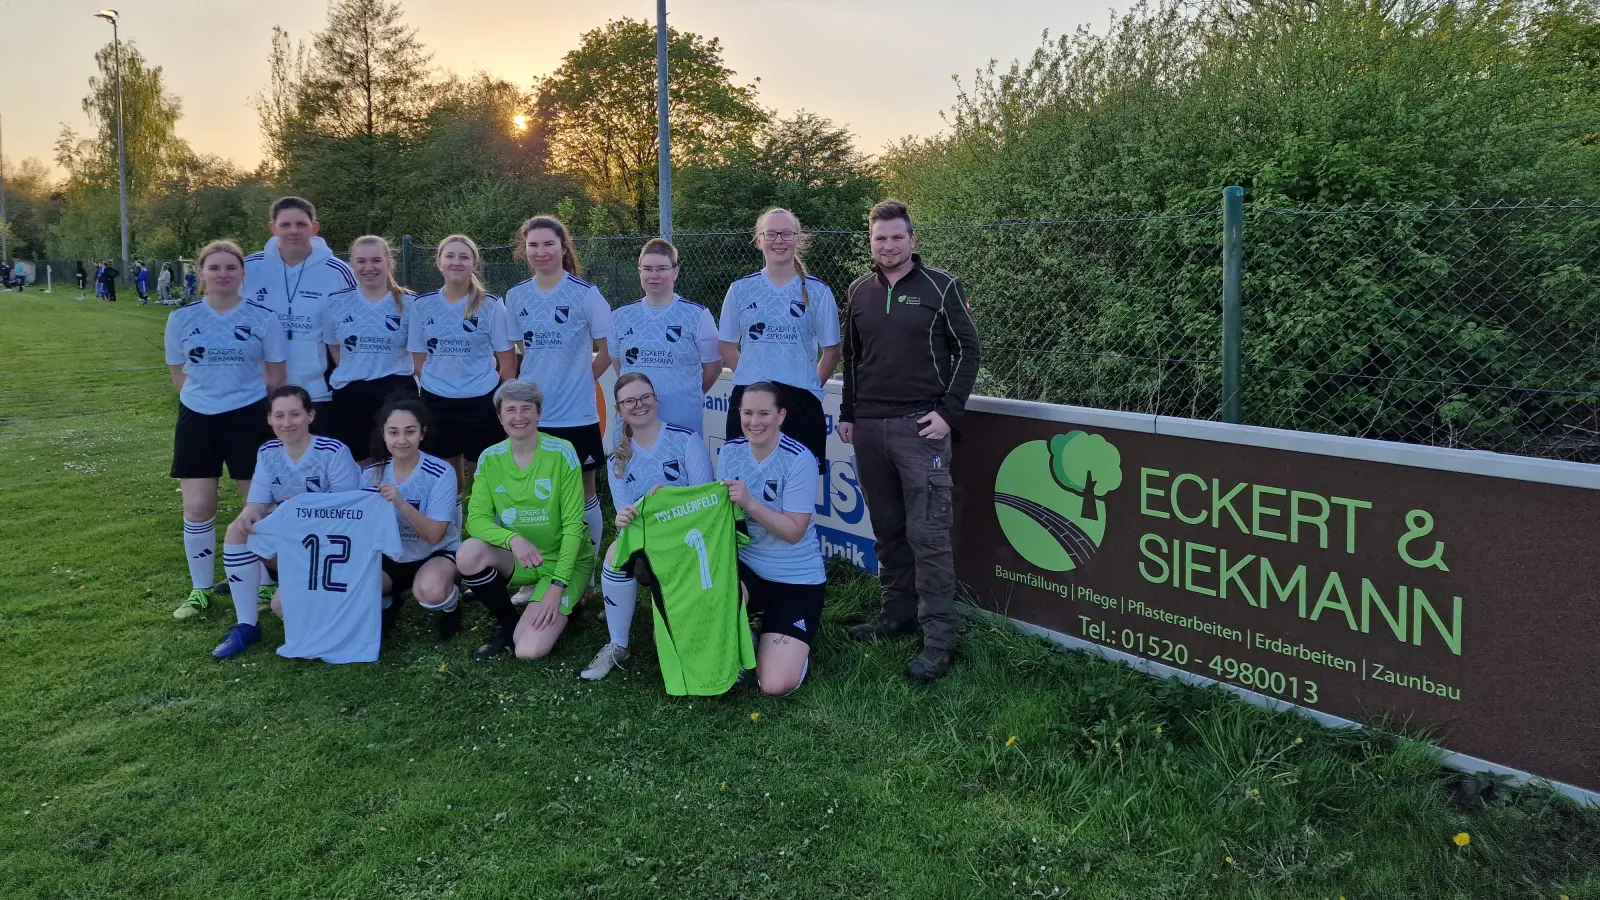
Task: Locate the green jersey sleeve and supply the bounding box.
[549,439,587,585]
[466,443,516,548]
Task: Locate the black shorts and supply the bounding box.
[541,423,605,472]
[171,399,272,480]
[739,561,825,647]
[327,375,419,459]
[725,382,827,472]
[382,549,458,597]
[420,390,503,462]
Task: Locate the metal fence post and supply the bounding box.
[1221,186,1244,424]
[401,235,413,287]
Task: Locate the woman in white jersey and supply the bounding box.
[365,397,464,643]
[408,234,517,484]
[164,240,288,624]
[581,373,716,681]
[213,385,363,659]
[717,208,841,471]
[323,236,420,463]
[503,215,613,594]
[717,382,826,696]
[610,238,722,433]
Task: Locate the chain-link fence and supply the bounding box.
[392,197,1598,464]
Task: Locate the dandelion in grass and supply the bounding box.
[750,712,760,722]
[1224,856,1233,864]
[1006,736,1017,748]
[1453,832,1470,847]
[1294,736,1303,744]
[438,664,448,673]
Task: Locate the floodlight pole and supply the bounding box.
[1,112,8,263]
[656,0,672,240]
[95,10,131,274]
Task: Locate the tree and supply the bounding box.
[253,26,314,177]
[275,0,435,243]
[53,41,187,259]
[398,75,585,243]
[673,111,882,231]
[1,158,64,259]
[535,18,767,234]
[142,151,265,259]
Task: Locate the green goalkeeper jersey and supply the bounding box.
[468,435,595,603]
[610,482,755,696]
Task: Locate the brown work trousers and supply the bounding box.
[853,415,958,650]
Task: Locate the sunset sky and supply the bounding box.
[0,0,1102,176]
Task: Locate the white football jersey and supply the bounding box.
[503,274,613,427]
[246,437,363,505]
[716,435,824,585]
[247,490,402,664]
[717,272,841,400]
[366,452,462,563]
[323,288,414,388]
[408,291,514,398]
[610,296,720,432]
[606,423,716,509]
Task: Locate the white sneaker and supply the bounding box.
[510,585,535,606]
[580,643,630,681]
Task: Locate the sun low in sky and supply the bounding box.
[0,0,1097,173]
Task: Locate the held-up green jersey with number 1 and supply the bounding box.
[609,482,755,696]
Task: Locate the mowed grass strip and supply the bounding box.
[0,293,1595,900]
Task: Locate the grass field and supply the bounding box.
[1,293,1596,900]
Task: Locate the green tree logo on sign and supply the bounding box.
[993,431,1124,572]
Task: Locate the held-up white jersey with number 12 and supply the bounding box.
[247,490,402,664]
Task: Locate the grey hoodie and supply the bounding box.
[243,236,357,402]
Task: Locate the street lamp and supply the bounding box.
[656,0,672,239]
[93,9,130,274]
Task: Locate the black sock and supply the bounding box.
[463,568,517,632]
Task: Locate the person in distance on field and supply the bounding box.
[718,382,827,695]
[839,200,981,681]
[242,197,354,432]
[716,208,841,471]
[582,373,716,681]
[99,260,119,302]
[407,234,517,489]
[611,237,722,433]
[163,240,287,624]
[322,236,420,465]
[365,397,464,643]
[214,385,363,659]
[456,380,596,661]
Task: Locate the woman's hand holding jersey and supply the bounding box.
[721,478,813,545]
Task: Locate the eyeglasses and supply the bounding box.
[618,393,657,410]
[760,230,799,241]
[638,265,677,275]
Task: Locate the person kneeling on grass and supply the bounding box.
[455,379,596,661]
[214,385,362,658]
[581,372,716,681]
[366,397,464,643]
[716,382,826,696]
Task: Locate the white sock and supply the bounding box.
[601,567,637,649]
[584,496,603,557]
[183,518,216,590]
[224,544,260,627]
